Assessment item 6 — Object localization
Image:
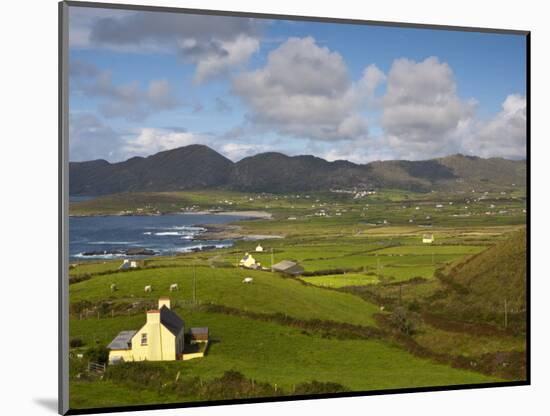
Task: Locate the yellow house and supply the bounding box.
[239,252,257,268]
[108,297,185,363]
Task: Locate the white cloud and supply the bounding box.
[71,61,179,121]
[70,8,262,83]
[122,128,209,157]
[218,142,272,161]
[380,56,477,159]
[232,37,375,141]
[69,113,125,161]
[462,94,526,159]
[188,35,260,84]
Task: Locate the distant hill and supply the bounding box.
[70,145,233,195]
[69,145,527,195]
[432,228,527,334]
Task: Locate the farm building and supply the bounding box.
[239,253,258,268]
[255,244,264,252]
[189,327,209,343]
[422,234,435,244]
[272,260,304,276]
[119,259,138,270]
[108,297,187,363]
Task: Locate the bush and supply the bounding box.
[294,380,349,395]
[85,345,110,365]
[391,307,419,336]
[70,338,85,348]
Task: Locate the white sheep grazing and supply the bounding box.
[169,283,179,292]
[242,277,253,284]
[144,285,152,293]
[110,283,117,292]
[379,305,385,311]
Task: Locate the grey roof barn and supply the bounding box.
[272,260,304,276]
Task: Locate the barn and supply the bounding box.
[271,260,304,276]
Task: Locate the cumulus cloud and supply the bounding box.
[218,142,272,161]
[70,61,179,121]
[381,56,476,159]
[462,94,526,159]
[233,37,376,141]
[122,128,210,157]
[181,35,260,84]
[69,113,125,161]
[71,8,262,82]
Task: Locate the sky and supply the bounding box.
[68,6,527,164]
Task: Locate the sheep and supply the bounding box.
[110,283,117,292]
[144,285,152,293]
[169,283,179,292]
[379,305,385,312]
[242,277,254,284]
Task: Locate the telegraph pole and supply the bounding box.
[193,263,197,305]
[504,298,508,329]
[271,247,274,272]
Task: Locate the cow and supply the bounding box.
[169,283,179,292]
[242,277,254,284]
[144,285,152,293]
[110,283,117,292]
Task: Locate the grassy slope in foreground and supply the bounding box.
[433,227,527,332]
[70,309,499,409]
[69,265,380,327]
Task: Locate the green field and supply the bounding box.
[68,188,527,408]
[302,273,379,288]
[70,308,499,409]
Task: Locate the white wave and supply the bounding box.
[73,252,126,259]
[154,231,188,236]
[88,241,136,245]
[143,232,152,235]
[175,242,232,253]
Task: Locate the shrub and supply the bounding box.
[391,307,419,336]
[85,345,110,365]
[294,380,349,395]
[70,338,85,348]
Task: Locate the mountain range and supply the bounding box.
[69,144,527,195]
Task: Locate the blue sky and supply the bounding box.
[68,6,527,163]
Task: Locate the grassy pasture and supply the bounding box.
[69,265,380,326]
[68,189,526,408]
[69,308,499,409]
[302,273,379,288]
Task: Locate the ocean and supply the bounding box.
[69,213,246,261]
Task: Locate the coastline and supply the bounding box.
[69,209,273,219]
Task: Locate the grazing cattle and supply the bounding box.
[169,283,179,292]
[110,283,117,292]
[144,285,152,293]
[242,277,253,284]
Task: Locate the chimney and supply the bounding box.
[158,297,171,309]
[146,309,160,324]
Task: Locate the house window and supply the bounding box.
[141,333,148,346]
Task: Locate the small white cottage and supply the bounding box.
[255,244,264,252]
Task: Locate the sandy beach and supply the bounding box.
[184,210,273,219]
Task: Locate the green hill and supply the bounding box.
[432,228,527,334]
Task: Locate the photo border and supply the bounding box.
[58,1,531,414]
